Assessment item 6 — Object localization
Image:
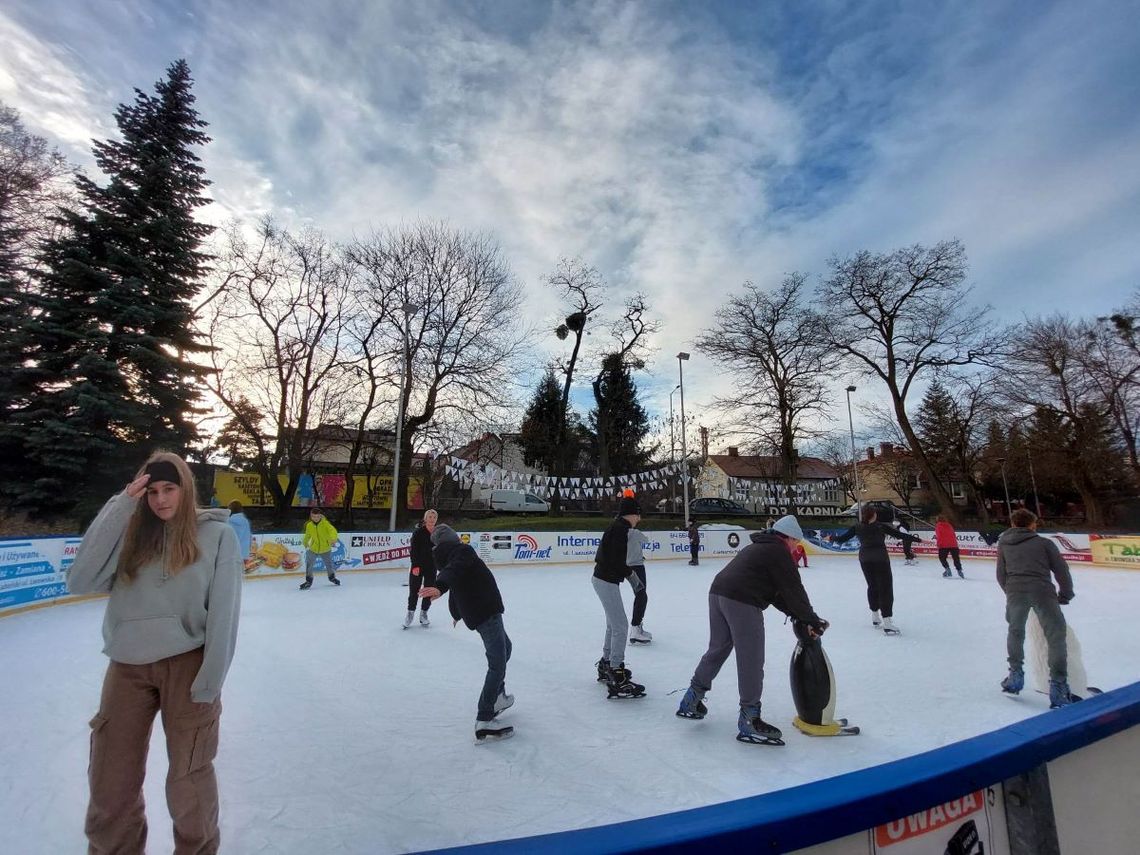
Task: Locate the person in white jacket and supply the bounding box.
[67,451,242,854]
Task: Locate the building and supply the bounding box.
[697,447,845,516]
[857,442,969,510]
[441,432,549,508]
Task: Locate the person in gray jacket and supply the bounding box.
[996,508,1075,707]
[628,523,652,644]
[67,452,243,854]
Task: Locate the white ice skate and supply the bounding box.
[630,624,653,644]
[882,616,901,636]
[402,610,414,629]
[475,719,514,743]
[493,691,515,716]
[419,610,430,627]
[871,610,881,627]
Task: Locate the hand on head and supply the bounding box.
[126,474,151,499]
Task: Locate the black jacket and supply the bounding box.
[409,523,436,578]
[833,522,915,559]
[432,540,505,630]
[593,517,633,584]
[709,532,822,626]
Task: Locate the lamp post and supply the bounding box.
[389,300,419,532]
[678,352,691,529]
[1026,447,1043,519]
[669,383,680,513]
[845,385,859,512]
[996,456,1012,523]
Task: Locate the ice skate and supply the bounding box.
[630,624,653,644]
[329,575,341,586]
[492,690,515,716]
[402,610,414,629]
[595,658,610,683]
[1049,679,1078,709]
[605,664,645,699]
[676,686,707,720]
[419,610,430,627]
[736,704,784,746]
[870,609,881,627]
[957,570,965,579]
[942,569,952,578]
[1001,668,1024,695]
[299,579,313,590]
[881,617,900,635]
[475,719,514,742]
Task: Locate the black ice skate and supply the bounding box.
[676,686,708,720]
[605,664,646,699]
[299,579,313,590]
[736,705,784,746]
[329,575,341,586]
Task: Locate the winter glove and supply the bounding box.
[1057,592,1073,605]
[411,566,421,576]
[811,619,830,637]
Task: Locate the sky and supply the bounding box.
[2,0,1139,450]
[3,549,1136,852]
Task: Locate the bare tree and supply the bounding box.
[810,433,862,505]
[696,274,840,512]
[203,219,352,521]
[816,240,1005,524]
[348,222,528,526]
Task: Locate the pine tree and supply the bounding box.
[519,369,567,474]
[913,380,959,485]
[590,353,653,477]
[17,60,213,516]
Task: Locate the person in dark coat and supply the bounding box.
[592,496,647,697]
[687,519,701,565]
[405,509,438,628]
[419,524,514,741]
[831,505,917,634]
[996,508,1076,707]
[676,515,828,744]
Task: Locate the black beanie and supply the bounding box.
[617,496,641,517]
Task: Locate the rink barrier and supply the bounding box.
[419,681,1140,854]
[2,527,1138,617]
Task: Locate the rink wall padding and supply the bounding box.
[418,681,1140,855]
[2,527,1138,618]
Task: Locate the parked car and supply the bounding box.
[688,497,753,517]
[489,489,550,513]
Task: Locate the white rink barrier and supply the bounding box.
[3,527,1138,617]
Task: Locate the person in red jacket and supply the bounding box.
[935,515,965,579]
[790,540,808,568]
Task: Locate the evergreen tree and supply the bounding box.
[519,369,567,474]
[17,60,213,516]
[913,380,959,484]
[589,353,653,476]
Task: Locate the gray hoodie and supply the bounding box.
[67,492,243,703]
[995,527,1075,600]
[626,527,649,567]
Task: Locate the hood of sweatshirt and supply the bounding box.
[998,528,1038,546]
[197,508,231,524]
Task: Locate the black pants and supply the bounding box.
[629,565,648,626]
[860,556,894,617]
[902,540,915,561]
[938,547,962,572]
[407,567,436,611]
[690,542,699,564]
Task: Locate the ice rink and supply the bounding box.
[2,551,1138,854]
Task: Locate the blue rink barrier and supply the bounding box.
[421,681,1140,854]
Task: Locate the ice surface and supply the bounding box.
[2,553,1137,854]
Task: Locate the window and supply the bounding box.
[950,482,966,499]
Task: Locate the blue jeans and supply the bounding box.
[475,615,511,721]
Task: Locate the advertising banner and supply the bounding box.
[872,786,1008,855]
[1088,534,1140,569]
[213,472,424,511]
[0,537,79,612]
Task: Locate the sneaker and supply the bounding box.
[882,617,900,635]
[493,691,515,715]
[630,624,653,644]
[676,687,707,720]
[871,609,881,627]
[299,579,313,590]
[475,719,514,742]
[403,610,415,628]
[419,610,430,627]
[737,704,783,744]
[329,575,341,586]
[1049,678,1076,708]
[1001,668,1024,695]
[942,569,952,578]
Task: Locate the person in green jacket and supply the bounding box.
[301,507,341,589]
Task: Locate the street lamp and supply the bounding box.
[390,300,419,532]
[1026,447,1043,519]
[669,383,681,513]
[996,456,1012,523]
[678,352,691,529]
[845,385,859,512]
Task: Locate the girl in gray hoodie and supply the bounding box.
[67,452,242,853]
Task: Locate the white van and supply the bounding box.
[490,490,550,513]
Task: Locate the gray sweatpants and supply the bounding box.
[592,577,629,668]
[305,550,335,581]
[1006,589,1067,681]
[691,593,766,707]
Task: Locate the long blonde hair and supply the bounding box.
[117,452,201,582]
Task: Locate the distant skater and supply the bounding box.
[592,496,648,698]
[405,509,438,627]
[897,521,917,565]
[935,515,965,578]
[791,540,808,568]
[688,519,700,565]
[628,522,652,644]
[831,506,917,635]
[300,507,340,589]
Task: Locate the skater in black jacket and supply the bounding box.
[592,496,647,699]
[404,509,438,628]
[676,515,828,745]
[831,505,918,635]
[419,524,514,741]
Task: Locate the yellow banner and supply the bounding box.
[1089,534,1140,569]
[212,472,424,510]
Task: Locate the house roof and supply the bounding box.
[707,454,839,480]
